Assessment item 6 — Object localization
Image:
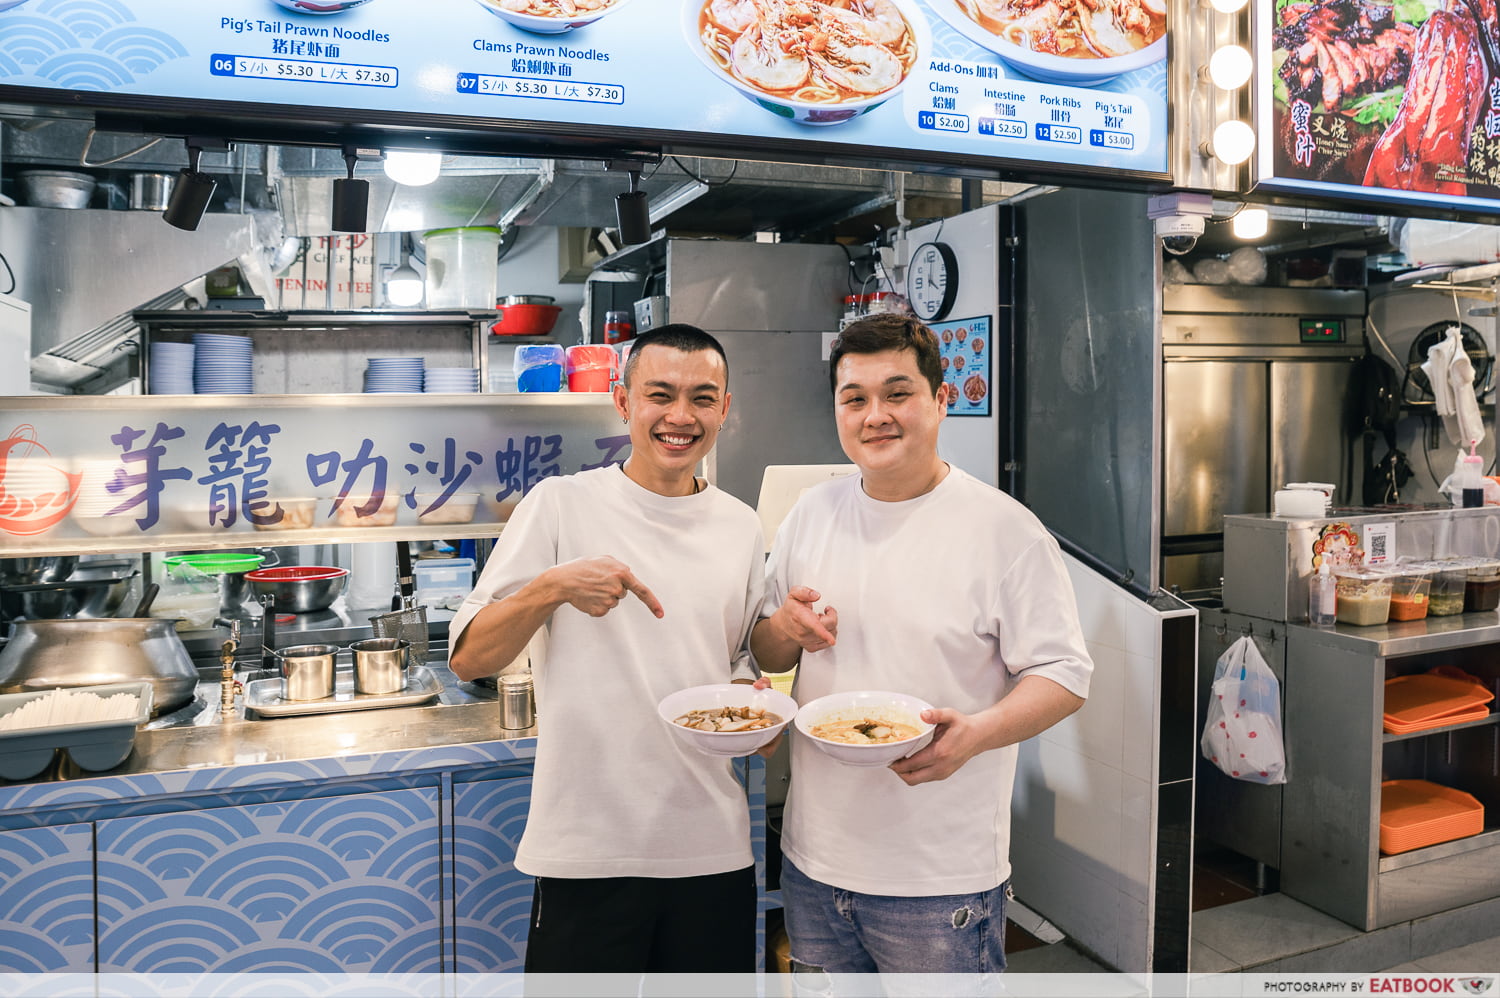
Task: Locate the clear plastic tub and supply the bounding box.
[423,226,501,308]
[1425,559,1471,616]
[1388,569,1433,621]
[1465,559,1500,612]
[1335,567,1392,626]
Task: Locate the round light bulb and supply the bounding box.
[1232,206,1269,240]
[1208,45,1253,90]
[1211,120,1256,165]
[382,151,442,187]
[387,264,423,306]
[1208,0,1248,12]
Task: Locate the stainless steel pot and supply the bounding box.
[129,172,175,211]
[245,566,347,614]
[0,618,198,715]
[272,643,339,701]
[10,568,138,619]
[0,556,79,586]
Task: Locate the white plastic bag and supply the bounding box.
[1200,636,1287,785]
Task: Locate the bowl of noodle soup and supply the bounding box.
[659,683,798,757]
[473,0,637,34]
[929,0,1164,86]
[794,689,936,766]
[685,0,929,126]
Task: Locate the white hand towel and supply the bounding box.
[1449,337,1484,448]
[1422,327,1462,444]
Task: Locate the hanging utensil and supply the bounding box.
[371,543,427,670]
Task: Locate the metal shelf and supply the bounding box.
[133,309,499,330]
[1379,827,1500,873]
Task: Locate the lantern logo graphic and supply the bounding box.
[0,424,82,536]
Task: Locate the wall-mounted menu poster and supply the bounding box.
[0,0,1166,180]
[1258,0,1500,214]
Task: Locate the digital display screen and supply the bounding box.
[1256,2,1500,216]
[0,0,1167,180]
[1300,318,1344,344]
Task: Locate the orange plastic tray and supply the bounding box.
[1384,705,1493,735]
[1379,779,1484,855]
[1383,672,1493,729]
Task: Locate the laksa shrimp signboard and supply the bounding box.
[1258,0,1500,214]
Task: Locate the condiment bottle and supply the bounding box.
[603,310,635,345]
[1461,441,1485,508]
[1309,561,1336,627]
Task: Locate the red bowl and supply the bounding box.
[245,566,348,582]
[491,303,562,336]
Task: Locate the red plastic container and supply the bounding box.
[491,303,562,336]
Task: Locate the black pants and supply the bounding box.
[522,866,756,973]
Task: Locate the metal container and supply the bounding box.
[350,637,408,695]
[498,673,535,729]
[18,170,95,209]
[129,172,175,211]
[498,294,555,306]
[0,618,198,715]
[245,566,348,614]
[276,643,338,701]
[0,557,78,586]
[10,567,138,619]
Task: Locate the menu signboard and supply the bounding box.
[0,0,1166,179]
[1257,0,1500,214]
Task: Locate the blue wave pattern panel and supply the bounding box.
[451,775,533,972]
[95,788,444,973]
[0,823,93,972]
[0,0,188,89]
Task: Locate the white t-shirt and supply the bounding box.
[450,465,765,879]
[763,468,1093,897]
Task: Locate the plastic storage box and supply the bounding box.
[1379,779,1485,855]
[1387,567,1433,621]
[1334,567,1392,626]
[413,557,475,604]
[0,681,154,781]
[1424,559,1470,616]
[1465,560,1500,612]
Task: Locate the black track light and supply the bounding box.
[615,169,651,246]
[162,143,217,231]
[331,148,369,233]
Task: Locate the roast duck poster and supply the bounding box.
[1266,0,1500,208]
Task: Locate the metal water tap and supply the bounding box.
[216,617,242,716]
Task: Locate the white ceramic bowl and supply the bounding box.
[268,0,376,14]
[794,689,936,767]
[471,0,637,35]
[683,0,929,126]
[926,0,1163,86]
[658,683,798,758]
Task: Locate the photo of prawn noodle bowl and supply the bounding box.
[473,0,634,33]
[689,0,928,125]
[794,689,937,767]
[657,683,799,757]
[936,0,1164,85]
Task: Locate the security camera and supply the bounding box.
[1155,214,1205,256]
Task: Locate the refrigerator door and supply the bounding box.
[1164,361,1270,537]
[1270,359,1357,506]
[709,329,847,507]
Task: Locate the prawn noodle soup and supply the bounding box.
[480,0,621,18]
[700,0,918,105]
[675,705,783,732]
[956,0,1164,59]
[810,715,922,744]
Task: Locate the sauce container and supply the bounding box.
[1387,568,1433,622]
[1334,567,1392,626]
[1424,559,1471,616]
[1464,560,1500,612]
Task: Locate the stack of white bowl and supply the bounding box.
[71,459,138,537]
[148,342,195,394]
[0,456,74,535]
[364,357,425,393]
[192,333,254,394]
[422,367,480,393]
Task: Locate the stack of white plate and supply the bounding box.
[148,342,195,394]
[192,333,254,394]
[364,357,425,393]
[423,367,480,393]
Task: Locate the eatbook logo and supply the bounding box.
[1461,979,1494,996]
[0,424,82,536]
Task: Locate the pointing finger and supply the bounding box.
[624,573,664,618]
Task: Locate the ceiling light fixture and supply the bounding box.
[386,233,423,306]
[162,140,218,231]
[1207,45,1253,90]
[383,150,442,187]
[1232,206,1269,240]
[1205,120,1256,165]
[331,146,370,233]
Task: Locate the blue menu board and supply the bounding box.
[0,0,1166,178]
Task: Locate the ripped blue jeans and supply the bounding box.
[780,857,1010,979]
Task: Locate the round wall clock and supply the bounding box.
[907,241,958,322]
